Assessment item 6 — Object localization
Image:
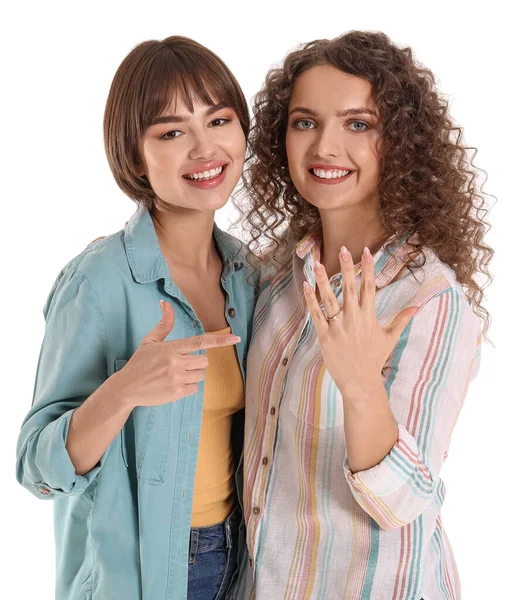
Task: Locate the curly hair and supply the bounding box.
[237,30,494,338]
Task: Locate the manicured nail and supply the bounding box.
[340,246,351,262]
[226,335,241,343]
[314,260,324,275]
[363,247,371,262]
[160,300,165,311]
[303,281,313,294]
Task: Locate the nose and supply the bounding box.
[188,128,217,161]
[312,124,342,158]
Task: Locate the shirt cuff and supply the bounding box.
[32,408,103,498]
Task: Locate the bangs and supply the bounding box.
[140,48,242,129]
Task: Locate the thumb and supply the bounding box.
[141,300,175,345]
[388,305,420,341]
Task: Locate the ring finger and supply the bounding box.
[314,261,341,320]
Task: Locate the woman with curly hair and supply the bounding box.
[235,31,492,600]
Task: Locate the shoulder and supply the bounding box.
[43,228,130,315]
[401,248,481,343]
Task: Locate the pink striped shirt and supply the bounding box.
[234,230,482,600]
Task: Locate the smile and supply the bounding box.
[182,163,228,189]
[183,166,224,181]
[308,166,354,185]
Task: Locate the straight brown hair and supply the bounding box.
[104,36,250,209]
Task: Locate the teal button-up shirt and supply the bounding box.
[16,206,257,600]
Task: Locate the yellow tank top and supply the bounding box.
[190,326,245,527]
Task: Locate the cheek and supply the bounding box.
[285,134,303,176]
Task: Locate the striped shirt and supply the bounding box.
[234,230,482,600]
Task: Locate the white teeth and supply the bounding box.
[312,168,351,179]
[185,166,224,181]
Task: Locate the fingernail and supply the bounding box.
[303,281,312,294]
[159,300,165,311]
[340,246,351,262]
[363,247,372,262]
[226,335,241,343]
[314,261,324,275]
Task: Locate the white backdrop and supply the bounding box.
[1,1,520,598]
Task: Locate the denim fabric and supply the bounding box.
[16,206,257,600]
[188,506,241,600]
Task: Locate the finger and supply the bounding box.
[141,300,176,345]
[184,383,199,397]
[314,261,341,319]
[172,332,241,355]
[359,247,376,315]
[184,354,209,370]
[184,369,206,385]
[339,247,359,319]
[303,281,329,337]
[387,306,420,341]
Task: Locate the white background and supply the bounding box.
[1,1,520,598]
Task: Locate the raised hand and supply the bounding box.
[303,246,419,398]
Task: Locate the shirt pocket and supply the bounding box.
[115,359,172,485]
[284,361,345,429]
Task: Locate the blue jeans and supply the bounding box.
[187,506,240,600]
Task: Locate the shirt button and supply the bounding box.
[282,357,288,366]
[39,487,50,495]
[334,279,341,288]
[262,457,268,466]
[270,407,276,416]
[228,308,236,318]
[193,320,198,328]
[253,506,260,515]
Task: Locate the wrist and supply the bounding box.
[340,374,384,405]
[102,372,136,415]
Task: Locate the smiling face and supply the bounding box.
[286,65,381,214]
[139,95,247,213]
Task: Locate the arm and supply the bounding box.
[304,247,482,530]
[343,289,481,529]
[16,269,111,498]
[16,269,240,497]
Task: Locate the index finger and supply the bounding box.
[169,332,241,354]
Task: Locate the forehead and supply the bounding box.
[290,65,375,111]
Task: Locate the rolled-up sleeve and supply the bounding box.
[344,288,482,529]
[16,267,108,499]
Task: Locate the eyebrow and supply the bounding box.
[150,103,231,126]
[289,106,378,118]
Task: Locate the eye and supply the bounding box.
[293,119,316,130]
[210,118,230,127]
[160,130,183,140]
[347,121,369,132]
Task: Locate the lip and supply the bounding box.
[308,164,355,185]
[183,162,228,190]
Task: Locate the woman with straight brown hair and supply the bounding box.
[236,31,492,600]
[16,36,256,600]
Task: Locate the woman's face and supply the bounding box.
[139,95,246,212]
[286,65,381,214]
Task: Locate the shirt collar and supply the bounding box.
[295,227,417,290]
[124,205,243,285]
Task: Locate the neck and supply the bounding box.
[150,202,218,271]
[318,199,385,278]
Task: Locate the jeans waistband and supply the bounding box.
[189,505,241,558]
